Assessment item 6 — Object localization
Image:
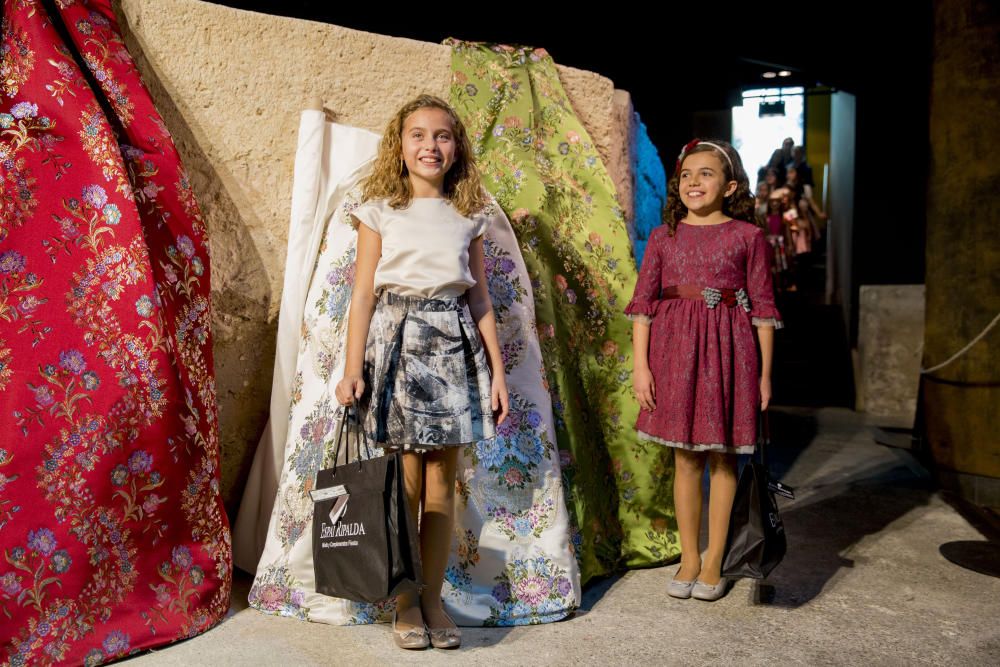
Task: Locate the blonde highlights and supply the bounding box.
[361,94,488,216]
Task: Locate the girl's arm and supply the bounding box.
[335,221,381,406]
[757,325,774,410]
[632,320,656,411]
[746,229,783,410]
[806,193,827,221]
[625,229,663,412]
[467,236,509,425]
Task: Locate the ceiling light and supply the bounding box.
[759,101,786,117]
[762,71,777,79]
[778,70,792,77]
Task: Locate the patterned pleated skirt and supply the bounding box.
[362,291,495,451]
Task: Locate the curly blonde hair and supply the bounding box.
[361,94,489,217]
[663,139,760,236]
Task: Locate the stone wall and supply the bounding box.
[856,285,924,422]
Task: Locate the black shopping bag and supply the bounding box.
[722,411,793,579]
[309,407,421,602]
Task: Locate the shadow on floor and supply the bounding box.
[577,571,627,614]
[758,469,934,608]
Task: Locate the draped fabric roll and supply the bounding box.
[630,117,668,265]
[1,2,230,664]
[238,114,581,626]
[447,41,681,579]
[230,111,373,575]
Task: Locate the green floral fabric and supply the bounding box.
[448,41,680,580]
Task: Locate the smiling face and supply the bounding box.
[678,150,737,216]
[400,107,457,196]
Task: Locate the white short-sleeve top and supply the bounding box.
[351,197,490,299]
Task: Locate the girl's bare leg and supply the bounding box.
[674,449,707,581]
[394,451,425,631]
[419,447,459,629]
[702,452,739,585]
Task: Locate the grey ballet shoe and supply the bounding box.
[667,578,697,599]
[691,577,730,601]
[428,612,461,649]
[392,610,429,650]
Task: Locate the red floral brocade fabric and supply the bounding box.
[625,221,781,451]
[1,2,230,664]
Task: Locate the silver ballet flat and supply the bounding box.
[667,578,697,599]
[392,610,429,650]
[428,612,462,649]
[691,577,730,601]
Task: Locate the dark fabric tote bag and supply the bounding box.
[310,407,422,602]
[722,411,793,579]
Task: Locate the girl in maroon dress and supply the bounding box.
[626,139,782,601]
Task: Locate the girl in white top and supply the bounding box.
[335,94,509,650]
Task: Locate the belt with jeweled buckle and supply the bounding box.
[661,285,751,312]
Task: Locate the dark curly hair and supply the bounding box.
[663,139,759,235]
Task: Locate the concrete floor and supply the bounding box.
[127,407,1000,666]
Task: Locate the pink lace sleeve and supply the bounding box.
[625,230,663,325]
[747,228,783,329]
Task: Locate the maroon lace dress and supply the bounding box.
[625,221,782,453]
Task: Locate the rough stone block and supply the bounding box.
[857,285,925,420]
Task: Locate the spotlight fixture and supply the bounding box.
[778,70,792,77]
[758,100,786,117]
[762,71,777,79]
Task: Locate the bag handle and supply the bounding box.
[758,409,770,470]
[330,405,373,474]
[757,409,796,500]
